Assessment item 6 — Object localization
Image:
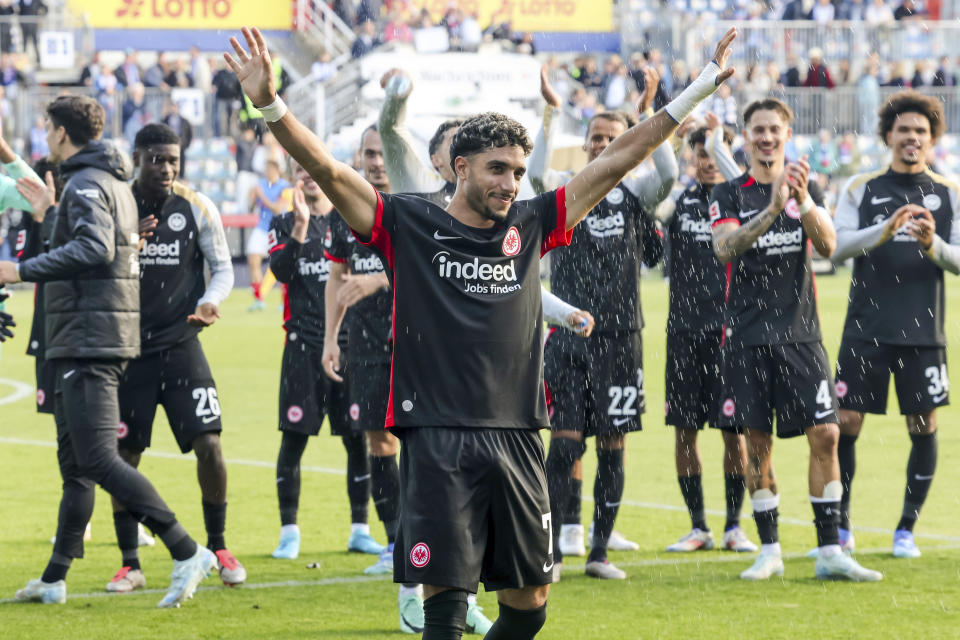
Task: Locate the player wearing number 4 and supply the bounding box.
[109,124,246,593]
[710,99,881,582]
[829,91,960,559]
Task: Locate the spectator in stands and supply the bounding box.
[811,0,835,23]
[95,65,118,136]
[234,124,258,212]
[416,8,434,28]
[166,58,192,88]
[144,52,171,90]
[122,82,149,146]
[115,49,141,88]
[25,113,46,161]
[212,58,241,137]
[79,51,102,87]
[632,52,668,110]
[781,53,803,87]
[384,10,413,44]
[865,0,896,24]
[485,11,512,41]
[351,20,381,58]
[781,0,812,19]
[934,56,955,87]
[190,47,212,93]
[459,11,482,51]
[162,99,193,178]
[0,1,13,55]
[894,0,926,19]
[912,59,935,87]
[310,52,337,83]
[513,32,536,54]
[803,48,834,88]
[17,0,44,63]
[809,129,839,175]
[707,83,738,125]
[743,64,772,104]
[669,60,690,97]
[857,59,880,133]
[884,61,911,87]
[0,53,24,99]
[838,0,867,19]
[603,60,629,110]
[835,131,861,177]
[578,57,603,91]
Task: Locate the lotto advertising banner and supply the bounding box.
[415,0,613,32]
[66,0,291,30]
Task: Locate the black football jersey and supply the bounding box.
[549,182,662,332]
[668,182,725,334]
[709,173,826,347]
[837,168,958,346]
[135,182,232,355]
[15,215,47,358]
[356,187,571,429]
[268,210,336,349]
[325,209,393,362]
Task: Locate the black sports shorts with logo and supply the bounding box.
[835,338,949,416]
[665,330,723,430]
[544,329,644,436]
[118,337,222,453]
[347,358,391,432]
[716,341,838,437]
[393,427,554,592]
[279,336,349,436]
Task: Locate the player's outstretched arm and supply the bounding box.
[704,114,741,182]
[378,69,440,194]
[787,156,836,257]
[527,64,566,195]
[225,27,377,236]
[623,67,678,210]
[563,28,736,230]
[712,171,789,263]
[918,191,960,274]
[322,260,349,382]
[832,175,913,262]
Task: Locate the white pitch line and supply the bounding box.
[0,377,34,406]
[2,436,959,542]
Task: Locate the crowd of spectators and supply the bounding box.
[662,0,942,22]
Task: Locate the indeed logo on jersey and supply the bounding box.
[140,239,180,266]
[754,227,803,254]
[586,211,625,238]
[351,254,383,274]
[679,214,711,241]
[299,257,330,281]
[432,251,521,295]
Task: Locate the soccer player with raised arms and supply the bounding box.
[225,26,735,638]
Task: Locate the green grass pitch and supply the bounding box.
[1,269,958,639]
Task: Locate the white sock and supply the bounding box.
[398,584,423,599]
[819,544,842,558]
[281,524,299,535]
[760,542,781,556]
[350,523,370,535]
[467,594,477,605]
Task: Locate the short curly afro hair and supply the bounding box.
[877,90,945,144]
[448,112,533,173]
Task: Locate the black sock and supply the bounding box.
[678,474,708,531]
[838,433,857,530]
[422,590,468,640]
[41,552,72,583]
[113,509,140,568]
[589,448,624,563]
[370,454,400,543]
[564,478,582,526]
[342,433,370,524]
[811,500,841,547]
[485,602,548,640]
[276,431,308,526]
[545,438,583,564]
[203,500,227,551]
[753,508,779,545]
[897,431,938,532]
[156,522,198,561]
[723,473,746,531]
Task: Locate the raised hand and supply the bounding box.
[711,27,737,85]
[567,309,595,337]
[540,64,562,109]
[224,27,276,108]
[907,207,936,249]
[291,180,309,227]
[880,204,917,244]
[17,172,55,219]
[704,111,722,131]
[769,170,790,214]
[784,155,810,201]
[380,68,413,99]
[637,65,659,113]
[187,302,221,327]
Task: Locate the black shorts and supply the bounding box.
[665,331,723,430]
[394,428,553,592]
[347,359,391,432]
[118,337,221,454]
[35,356,56,414]
[279,338,350,436]
[835,338,949,416]
[717,341,838,438]
[544,330,644,436]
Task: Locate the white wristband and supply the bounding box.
[257,96,288,123]
[665,61,722,124]
[798,194,815,216]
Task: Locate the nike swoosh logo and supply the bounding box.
[683,197,701,205]
[932,393,948,402]
[814,409,833,420]
[739,209,760,218]
[434,231,459,241]
[914,474,935,481]
[542,560,554,573]
[63,369,76,380]
[612,417,631,426]
[202,415,219,424]
[352,474,371,482]
[871,196,893,205]
[400,612,424,634]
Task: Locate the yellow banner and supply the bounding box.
[67,0,291,30]
[415,0,612,32]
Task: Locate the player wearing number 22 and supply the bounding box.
[111,124,247,592]
[831,91,960,559]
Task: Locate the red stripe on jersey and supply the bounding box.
[711,217,740,229]
[353,189,395,271]
[383,272,398,429]
[741,176,756,187]
[16,250,23,259]
[282,283,291,325]
[541,186,573,257]
[324,250,347,264]
[268,243,286,255]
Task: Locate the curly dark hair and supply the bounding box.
[448,112,533,173]
[742,98,794,127]
[428,118,464,158]
[134,123,181,150]
[46,95,105,147]
[877,90,945,143]
[688,125,735,149]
